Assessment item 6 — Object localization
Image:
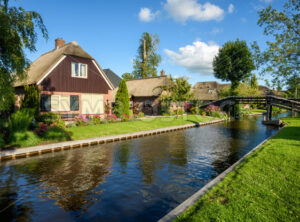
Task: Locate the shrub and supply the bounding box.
[201,112,206,116]
[105,103,111,115]
[129,109,133,117]
[43,126,71,141]
[8,109,34,133]
[0,134,5,147]
[138,112,144,118]
[212,111,229,120]
[74,115,89,126]
[121,113,130,122]
[176,108,184,115]
[10,131,41,147]
[205,105,220,114]
[52,119,66,129]
[39,113,61,125]
[22,84,40,118]
[107,114,118,123]
[92,115,102,124]
[34,122,48,137]
[114,79,130,117]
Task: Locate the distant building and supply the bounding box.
[112,71,169,115]
[192,81,272,103]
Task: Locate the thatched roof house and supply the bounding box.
[192,81,272,101]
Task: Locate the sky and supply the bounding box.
[13,0,284,86]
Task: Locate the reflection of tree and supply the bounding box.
[212,117,259,174]
[115,143,131,174]
[14,147,112,214]
[0,169,33,221]
[137,132,188,184]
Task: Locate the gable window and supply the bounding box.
[72,62,87,78]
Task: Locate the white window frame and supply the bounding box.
[71,62,88,78]
[51,95,70,112]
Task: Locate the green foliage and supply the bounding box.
[176,108,184,115]
[253,0,299,87]
[92,115,102,125]
[132,32,162,78]
[138,112,144,118]
[158,76,193,102]
[0,0,48,111]
[22,84,40,117]
[250,74,258,89]
[122,72,135,80]
[219,83,262,98]
[43,126,70,141]
[39,113,61,125]
[8,109,34,133]
[0,133,5,147]
[129,109,133,117]
[213,39,255,94]
[9,131,40,147]
[114,79,130,117]
[286,74,299,98]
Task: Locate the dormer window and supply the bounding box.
[72,62,87,78]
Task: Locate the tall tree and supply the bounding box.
[113,79,130,117]
[0,0,48,111]
[213,39,255,95]
[250,74,259,89]
[122,72,134,80]
[253,0,299,88]
[158,76,193,102]
[132,32,161,78]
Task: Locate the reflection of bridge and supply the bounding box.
[200,96,300,120]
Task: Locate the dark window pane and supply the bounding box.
[70,95,79,111]
[40,94,51,111]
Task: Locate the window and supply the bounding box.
[70,95,79,111]
[40,94,51,111]
[72,62,87,78]
[51,95,71,111]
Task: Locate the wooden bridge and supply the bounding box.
[200,96,300,120]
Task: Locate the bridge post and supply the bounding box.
[266,104,272,121]
[291,102,295,117]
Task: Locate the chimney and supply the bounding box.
[55,38,65,49]
[160,69,165,76]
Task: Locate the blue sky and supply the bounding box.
[15,0,283,86]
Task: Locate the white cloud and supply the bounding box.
[164,41,220,75]
[163,0,224,23]
[228,4,234,14]
[139,8,160,22]
[241,17,247,23]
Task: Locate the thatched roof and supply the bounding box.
[111,76,169,102]
[192,81,229,100]
[14,41,112,87]
[192,81,271,101]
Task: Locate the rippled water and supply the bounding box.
[0,115,285,222]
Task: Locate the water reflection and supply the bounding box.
[0,115,284,222]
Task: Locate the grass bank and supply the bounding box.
[68,115,216,140]
[175,117,300,222]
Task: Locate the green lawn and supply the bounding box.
[250,108,266,114]
[175,117,300,222]
[68,115,216,140]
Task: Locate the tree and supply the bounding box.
[122,72,134,80]
[213,39,255,95]
[250,74,259,89]
[22,84,40,117]
[113,79,130,117]
[219,83,261,98]
[286,74,299,98]
[132,32,161,78]
[253,0,299,87]
[0,0,48,111]
[158,76,193,102]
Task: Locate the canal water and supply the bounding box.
[0,114,288,222]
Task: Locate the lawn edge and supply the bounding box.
[0,119,224,162]
[158,124,286,222]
